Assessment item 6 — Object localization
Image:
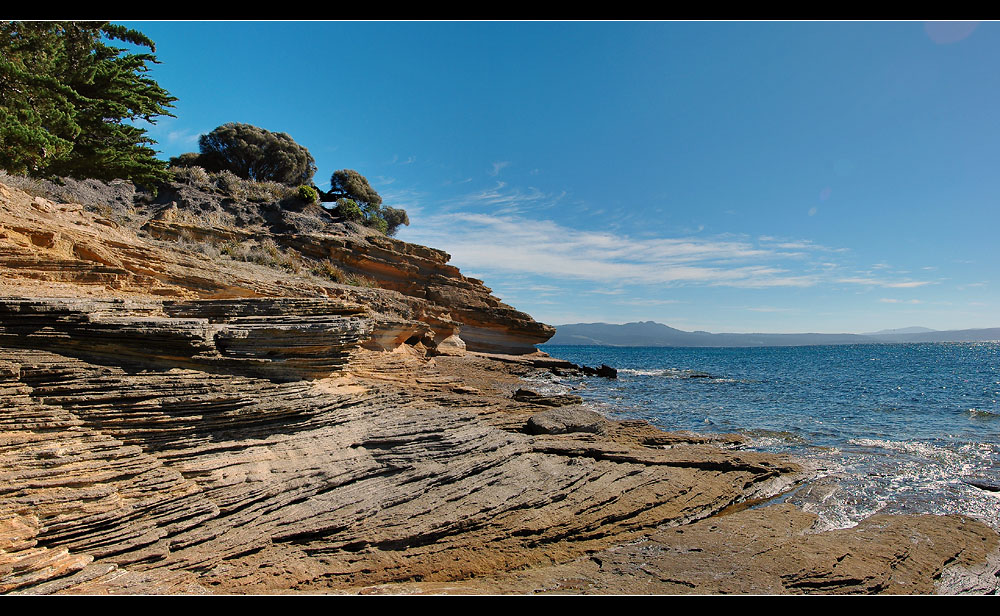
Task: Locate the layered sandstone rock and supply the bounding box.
[365,503,999,595]
[0,297,371,380]
[0,178,552,355]
[0,336,807,595]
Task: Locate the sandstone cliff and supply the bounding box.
[1,176,998,595]
[0,176,552,356]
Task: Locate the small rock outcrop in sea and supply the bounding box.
[962,479,1000,493]
[580,364,617,379]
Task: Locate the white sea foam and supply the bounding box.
[847,437,954,460]
[618,368,689,377]
[618,368,741,383]
[544,343,1000,532]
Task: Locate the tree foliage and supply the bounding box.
[323,169,410,236]
[333,198,364,223]
[382,206,410,236]
[0,21,176,184]
[190,123,317,186]
[328,169,382,208]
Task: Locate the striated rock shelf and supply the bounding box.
[0,338,809,594]
[0,297,371,381]
[369,503,1000,595]
[281,232,555,354]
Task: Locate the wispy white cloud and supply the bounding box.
[838,277,934,288]
[587,288,627,296]
[526,285,563,294]
[757,236,847,254]
[878,298,923,304]
[955,281,989,291]
[403,212,835,289]
[435,182,566,215]
[613,298,683,306]
[166,129,202,146]
[489,161,510,176]
[390,154,416,165]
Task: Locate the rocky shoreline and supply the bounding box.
[2,177,999,595]
[3,338,997,595]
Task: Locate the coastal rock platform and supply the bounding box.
[2,339,997,595]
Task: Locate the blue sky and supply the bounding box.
[126,21,999,334]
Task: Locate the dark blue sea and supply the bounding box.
[536,343,1000,531]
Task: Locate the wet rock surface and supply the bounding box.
[374,504,998,595]
[512,388,584,408]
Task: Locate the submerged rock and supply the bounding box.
[581,364,618,379]
[963,479,1000,493]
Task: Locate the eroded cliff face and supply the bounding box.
[1,178,998,596]
[0,178,552,355]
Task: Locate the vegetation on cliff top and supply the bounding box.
[170,123,318,186]
[172,134,410,236]
[1,20,408,236]
[325,169,409,236]
[0,21,176,185]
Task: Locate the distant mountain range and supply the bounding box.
[544,321,1000,347]
[862,326,937,336]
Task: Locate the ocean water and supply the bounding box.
[535,343,1000,532]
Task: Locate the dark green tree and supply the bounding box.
[0,21,176,184]
[328,169,382,208]
[324,169,411,236]
[382,206,410,237]
[194,123,317,186]
[168,152,202,168]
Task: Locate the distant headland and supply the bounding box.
[546,321,1000,347]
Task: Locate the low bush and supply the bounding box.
[170,165,212,189]
[297,185,319,204]
[333,198,365,223]
[311,259,348,284]
[344,272,379,288]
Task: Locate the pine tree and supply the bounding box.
[0,21,176,185]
